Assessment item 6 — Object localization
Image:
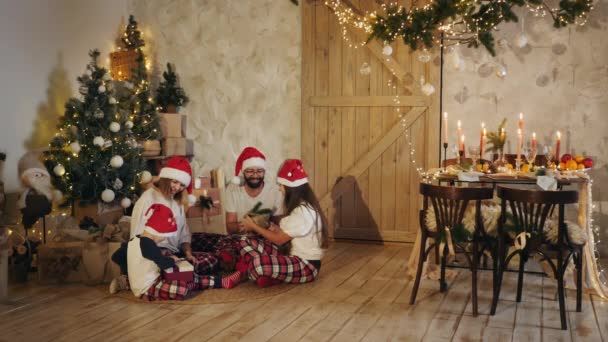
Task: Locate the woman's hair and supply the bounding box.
[155,177,188,205]
[283,183,329,248]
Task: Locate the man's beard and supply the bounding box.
[244,176,264,189]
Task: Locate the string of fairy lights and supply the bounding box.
[325,0,605,293]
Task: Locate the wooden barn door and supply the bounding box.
[301,0,440,242]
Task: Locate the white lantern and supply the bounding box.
[101,189,115,203]
[121,197,132,208]
[53,164,66,176]
[109,122,120,132]
[110,155,124,168]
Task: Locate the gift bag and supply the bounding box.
[82,240,110,285]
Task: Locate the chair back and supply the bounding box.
[419,183,494,235]
[496,186,578,242]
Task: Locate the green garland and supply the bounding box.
[366,0,594,55]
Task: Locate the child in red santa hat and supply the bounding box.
[220,159,328,288]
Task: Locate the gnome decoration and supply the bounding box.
[17,151,56,230]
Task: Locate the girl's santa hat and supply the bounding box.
[143,204,177,237]
[159,156,196,204]
[232,146,266,184]
[277,159,308,187]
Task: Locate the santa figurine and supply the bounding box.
[16,151,56,230]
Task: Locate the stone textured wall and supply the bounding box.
[442,6,608,254]
[128,0,301,180]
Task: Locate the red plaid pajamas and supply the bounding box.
[191,232,242,272]
[238,236,318,284]
[139,273,219,301]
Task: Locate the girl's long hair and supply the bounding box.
[283,183,329,248]
[155,177,187,206]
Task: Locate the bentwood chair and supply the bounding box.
[410,183,494,316]
[490,186,584,330]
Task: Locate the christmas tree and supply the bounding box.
[44,50,146,207]
[155,63,189,113]
[119,15,162,141]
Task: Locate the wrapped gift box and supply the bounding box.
[162,137,193,156]
[194,176,212,189]
[158,113,187,138]
[38,241,86,283]
[187,188,221,217]
[163,259,194,281]
[73,201,123,226]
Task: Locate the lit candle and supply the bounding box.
[517,128,522,165]
[518,113,524,131]
[481,128,486,161]
[461,135,466,158]
[532,132,537,154]
[443,112,448,144]
[555,131,561,163]
[457,120,462,150]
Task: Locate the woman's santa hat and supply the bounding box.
[277,159,309,187]
[232,146,266,184]
[143,204,177,237]
[159,156,196,204]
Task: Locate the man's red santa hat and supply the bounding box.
[277,159,309,187]
[143,203,178,237]
[232,147,266,184]
[159,156,196,204]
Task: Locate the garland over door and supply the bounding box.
[301,0,439,242]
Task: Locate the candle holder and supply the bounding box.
[443,142,448,172]
[515,157,522,173]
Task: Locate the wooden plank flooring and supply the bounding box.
[1,242,606,342]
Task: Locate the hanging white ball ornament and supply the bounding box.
[139,170,152,184]
[69,141,81,154]
[110,155,124,168]
[53,164,66,176]
[98,85,106,93]
[109,122,121,133]
[93,136,105,147]
[125,121,134,129]
[108,97,117,104]
[359,62,371,75]
[121,197,132,208]
[382,45,393,56]
[101,189,115,203]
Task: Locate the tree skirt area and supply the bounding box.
[100,281,297,304]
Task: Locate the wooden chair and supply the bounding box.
[490,186,583,330]
[410,183,494,316]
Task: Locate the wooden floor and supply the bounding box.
[1,242,607,341]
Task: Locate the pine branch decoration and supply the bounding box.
[486,118,507,153]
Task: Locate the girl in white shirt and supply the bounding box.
[221,159,328,288]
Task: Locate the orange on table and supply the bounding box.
[475,164,483,172]
[566,160,578,171]
[483,163,489,172]
[559,162,567,170]
[506,163,514,170]
[575,155,585,163]
[577,164,585,170]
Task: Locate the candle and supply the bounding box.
[518,113,524,131]
[517,128,522,165]
[481,128,486,161]
[443,112,448,144]
[457,120,462,150]
[480,122,485,161]
[556,131,561,163]
[532,132,537,154]
[460,135,466,158]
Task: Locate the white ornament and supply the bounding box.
[121,197,132,208]
[94,109,104,118]
[359,62,371,75]
[514,33,528,48]
[98,85,106,93]
[93,136,105,147]
[382,45,393,56]
[110,155,124,168]
[109,122,120,132]
[86,69,93,76]
[69,142,81,154]
[139,170,152,184]
[495,63,508,78]
[125,120,134,129]
[108,97,117,104]
[101,189,115,203]
[417,49,431,63]
[53,164,66,176]
[103,73,111,81]
[112,178,124,190]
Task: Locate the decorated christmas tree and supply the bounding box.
[44,50,146,207]
[155,63,189,113]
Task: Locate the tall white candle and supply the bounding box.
[443,112,448,144]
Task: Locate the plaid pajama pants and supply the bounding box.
[191,232,243,272]
[238,236,318,284]
[140,273,219,301]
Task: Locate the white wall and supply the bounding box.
[0,0,128,193]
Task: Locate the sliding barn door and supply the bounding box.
[301,0,440,242]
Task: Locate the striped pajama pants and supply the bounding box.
[238,236,318,284]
